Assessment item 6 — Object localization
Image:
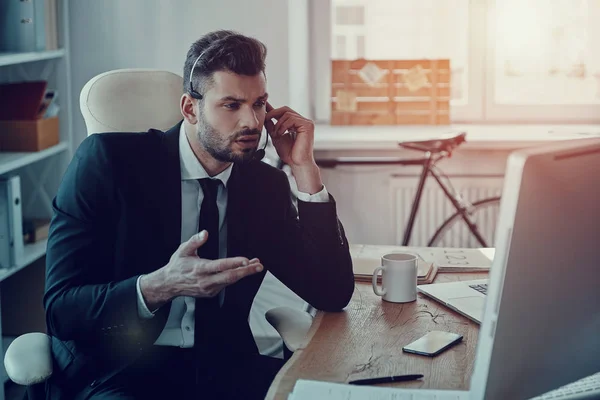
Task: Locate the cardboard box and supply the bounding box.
[0,116,59,152]
[23,218,51,244]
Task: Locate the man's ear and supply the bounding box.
[180,94,199,124]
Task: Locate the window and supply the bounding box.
[486,0,600,121]
[311,0,600,123]
[332,4,365,60]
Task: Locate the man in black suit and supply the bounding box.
[43,30,354,399]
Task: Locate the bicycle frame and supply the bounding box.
[403,152,489,247]
[316,151,490,247]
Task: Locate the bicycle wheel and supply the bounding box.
[427,197,501,247]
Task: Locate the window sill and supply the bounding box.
[313,124,600,151]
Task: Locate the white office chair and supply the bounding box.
[3,69,312,389]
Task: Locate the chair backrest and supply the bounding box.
[80,68,183,135]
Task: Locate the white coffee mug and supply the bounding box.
[372,253,418,303]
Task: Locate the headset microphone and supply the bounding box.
[253,149,265,161]
[252,131,269,161]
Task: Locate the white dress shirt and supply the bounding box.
[136,124,329,347]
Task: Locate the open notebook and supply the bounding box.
[350,244,494,273]
[415,247,494,273]
[350,244,438,285]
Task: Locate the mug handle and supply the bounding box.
[372,266,386,296]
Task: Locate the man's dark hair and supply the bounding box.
[183,30,267,98]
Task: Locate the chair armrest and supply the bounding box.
[265,306,313,352]
[4,333,53,385]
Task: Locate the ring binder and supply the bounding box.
[0,176,24,269]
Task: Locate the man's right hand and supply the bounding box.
[139,230,263,312]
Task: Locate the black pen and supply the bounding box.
[348,374,424,386]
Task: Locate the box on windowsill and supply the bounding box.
[0,116,59,152]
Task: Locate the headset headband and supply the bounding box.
[188,48,210,99]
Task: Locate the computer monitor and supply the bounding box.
[470,138,600,399]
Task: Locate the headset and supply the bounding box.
[188,49,269,161]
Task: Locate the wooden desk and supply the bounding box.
[266,272,488,400]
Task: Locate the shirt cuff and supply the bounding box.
[293,185,330,203]
[136,275,155,319]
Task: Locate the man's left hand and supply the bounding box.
[264,102,316,168]
[264,103,324,194]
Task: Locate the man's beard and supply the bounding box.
[196,114,261,164]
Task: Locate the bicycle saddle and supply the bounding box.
[399,132,467,154]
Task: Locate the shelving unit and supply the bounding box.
[0,142,69,176]
[0,239,49,284]
[0,0,72,397]
[0,49,66,67]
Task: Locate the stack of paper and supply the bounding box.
[350,244,438,285]
[288,379,468,400]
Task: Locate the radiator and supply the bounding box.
[390,176,504,247]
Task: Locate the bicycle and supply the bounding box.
[315,132,501,248]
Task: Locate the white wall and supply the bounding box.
[69,0,310,147]
[288,0,310,117]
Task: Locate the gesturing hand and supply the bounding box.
[140,230,263,309]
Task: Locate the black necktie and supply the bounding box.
[194,178,222,385]
[197,178,220,260]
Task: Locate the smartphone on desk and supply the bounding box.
[402,331,463,357]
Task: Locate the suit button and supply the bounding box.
[90,380,99,388]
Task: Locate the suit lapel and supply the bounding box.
[226,163,246,257]
[158,122,183,258]
[132,122,182,339]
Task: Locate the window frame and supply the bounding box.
[309,0,600,124]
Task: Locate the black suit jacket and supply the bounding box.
[43,122,354,398]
